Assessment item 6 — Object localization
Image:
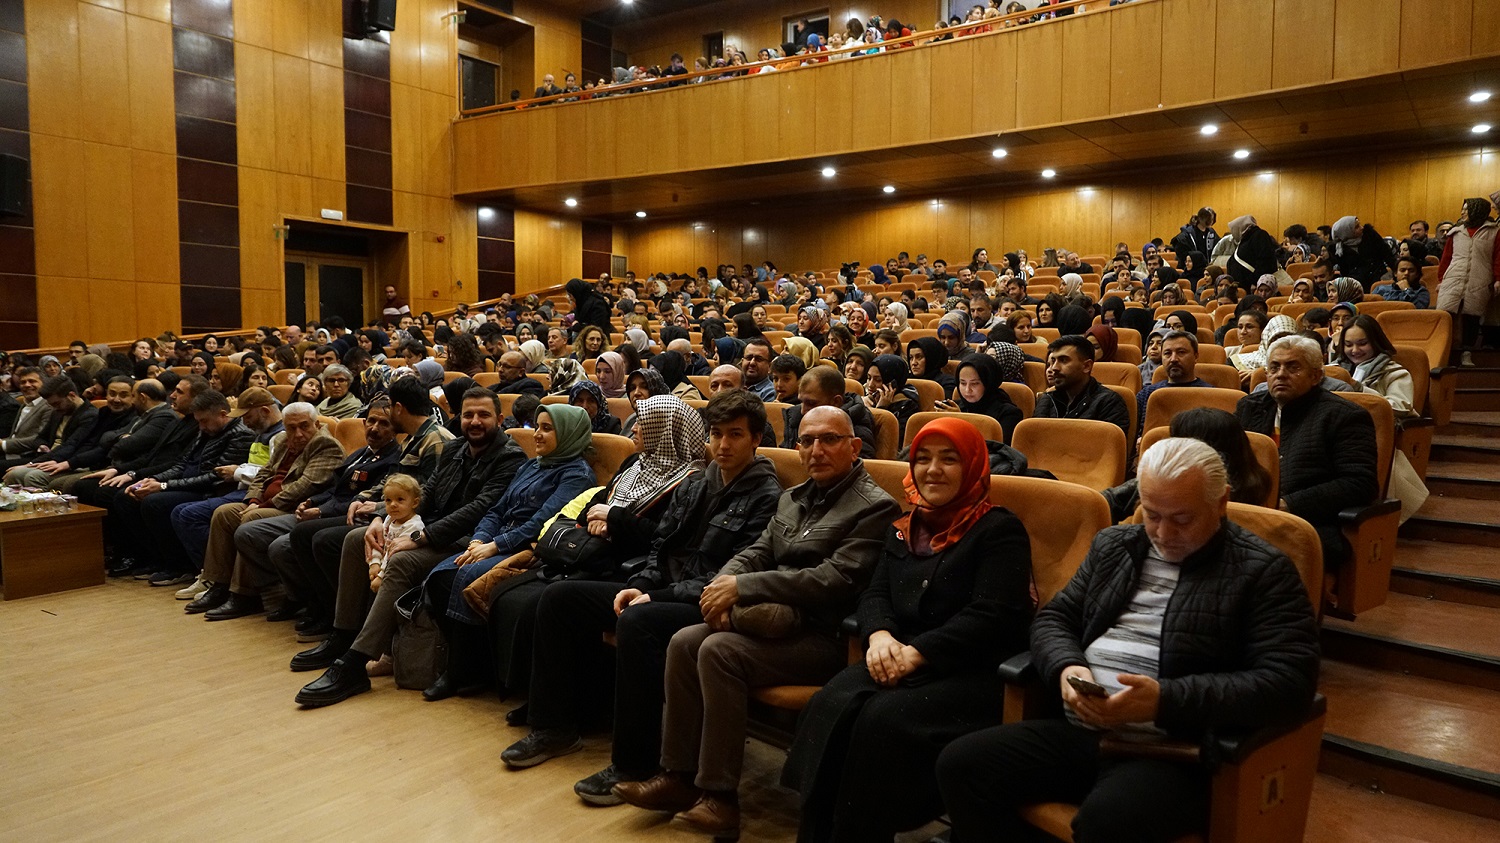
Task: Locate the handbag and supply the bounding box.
[533,519,613,580]
[390,585,447,691]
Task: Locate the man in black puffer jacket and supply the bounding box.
[938,438,1320,843]
[1236,335,1379,570]
[502,390,784,803]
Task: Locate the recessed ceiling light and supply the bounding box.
[1200,124,1218,136]
[882,185,895,194]
[1041,169,1056,179]
[635,210,647,218]
[1475,124,1492,134]
[477,207,496,220]
[1471,91,1492,103]
[1233,149,1251,159]
[564,197,578,207]
[821,166,836,178]
[991,148,1008,159]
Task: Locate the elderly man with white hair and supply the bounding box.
[1236,335,1379,577]
[937,437,1321,843]
[186,401,345,620]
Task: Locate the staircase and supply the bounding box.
[1308,350,1500,835]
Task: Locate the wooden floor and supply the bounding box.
[3,579,1497,842]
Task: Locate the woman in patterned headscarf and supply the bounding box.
[621,368,669,438]
[569,378,621,434]
[548,358,585,395]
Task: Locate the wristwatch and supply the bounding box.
[410,529,425,546]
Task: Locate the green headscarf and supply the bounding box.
[536,404,593,465]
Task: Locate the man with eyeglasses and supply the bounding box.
[493,350,544,397]
[1236,335,1378,580]
[739,338,777,401]
[614,406,900,837]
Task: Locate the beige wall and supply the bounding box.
[620,145,1499,273]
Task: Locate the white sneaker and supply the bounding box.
[175,575,209,600]
[1462,351,1476,367]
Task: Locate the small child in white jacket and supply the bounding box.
[367,473,424,593]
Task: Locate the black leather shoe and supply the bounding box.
[106,558,137,577]
[505,702,530,727]
[294,658,371,708]
[290,629,355,672]
[265,601,304,622]
[184,584,230,615]
[422,671,486,702]
[204,593,264,621]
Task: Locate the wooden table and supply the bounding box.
[0,503,106,599]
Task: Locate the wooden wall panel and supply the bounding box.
[1013,24,1062,128]
[1213,0,1272,100]
[614,147,1495,288]
[1272,0,1334,89]
[1157,0,1214,108]
[130,149,178,284]
[26,0,81,139]
[1109,1,1161,114]
[969,32,1016,133]
[1401,0,1471,69]
[928,38,972,134]
[1335,0,1401,79]
[1061,13,1110,123]
[77,3,131,146]
[885,48,931,149]
[126,14,175,153]
[28,135,88,279]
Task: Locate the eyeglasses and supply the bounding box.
[796,433,853,449]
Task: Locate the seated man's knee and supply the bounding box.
[210,502,243,527]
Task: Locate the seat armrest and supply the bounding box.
[840,614,860,637]
[1397,417,1435,431]
[1431,366,1456,378]
[998,650,1036,685]
[1338,498,1401,526]
[1214,694,1327,764]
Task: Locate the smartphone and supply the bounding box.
[1067,674,1110,698]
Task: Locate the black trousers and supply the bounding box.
[273,516,354,623]
[936,718,1208,843]
[113,489,204,572]
[426,567,494,685]
[75,477,127,555]
[527,580,703,775]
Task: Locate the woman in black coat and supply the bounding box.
[952,352,1023,444]
[565,277,613,335]
[782,416,1035,843]
[1225,214,1279,291]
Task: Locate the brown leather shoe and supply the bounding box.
[612,770,701,813]
[673,790,740,838]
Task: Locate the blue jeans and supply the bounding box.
[169,490,246,572]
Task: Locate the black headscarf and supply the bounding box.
[1164,310,1199,336]
[872,354,911,391]
[906,336,949,379]
[442,377,476,421]
[651,349,688,388]
[1099,295,1126,326]
[1120,307,1157,336]
[1181,251,1208,284]
[954,353,1022,444]
[1151,265,1179,291]
[1055,305,1093,335]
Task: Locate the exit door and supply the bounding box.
[284,253,374,326]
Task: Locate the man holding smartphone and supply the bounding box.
[937,438,1320,842]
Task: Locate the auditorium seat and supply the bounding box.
[1389,346,1435,478]
[473,372,500,387]
[902,411,1005,449]
[1139,427,1280,509]
[586,433,638,485]
[1102,384,1138,446]
[907,378,946,411]
[1142,386,1245,435]
[755,447,807,489]
[1151,363,1243,391]
[332,419,367,454]
[1332,391,1402,617]
[1011,418,1126,491]
[868,407,899,460]
[686,375,711,396]
[1093,361,1142,392]
[268,384,294,404]
[1376,309,1455,425]
[275,368,304,386]
[1000,382,1034,418]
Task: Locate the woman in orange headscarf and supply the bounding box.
[783,416,1035,843]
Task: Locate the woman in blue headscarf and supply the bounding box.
[420,404,596,701]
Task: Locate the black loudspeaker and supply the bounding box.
[0,154,26,219]
[365,0,396,32]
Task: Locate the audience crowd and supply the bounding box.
[0,199,1472,840]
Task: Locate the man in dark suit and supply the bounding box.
[495,351,545,397]
[533,73,562,100]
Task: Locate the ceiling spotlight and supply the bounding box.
[1475,124,1493,134]
[1233,149,1251,159]
[1200,124,1218,136]
[991,148,1008,159]
[1041,169,1056,179]
[821,166,836,178]
[635,210,647,218]
[1471,91,1492,103]
[564,197,578,207]
[882,185,896,194]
